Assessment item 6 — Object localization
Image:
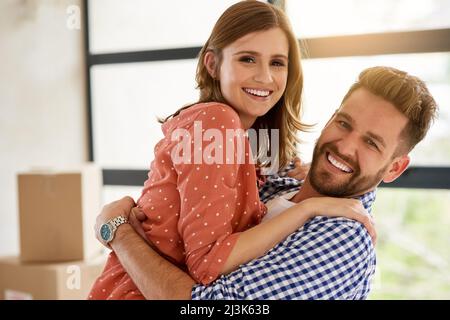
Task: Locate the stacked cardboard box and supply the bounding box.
[0,256,104,300]
[0,164,106,300]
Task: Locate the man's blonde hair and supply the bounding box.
[342,66,438,154]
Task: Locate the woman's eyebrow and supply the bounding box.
[233,51,288,60]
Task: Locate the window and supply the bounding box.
[287,0,450,38]
[91,60,198,169]
[369,188,450,299]
[89,0,239,53]
[84,0,450,299]
[299,53,450,167]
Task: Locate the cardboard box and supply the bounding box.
[0,256,105,300]
[18,164,103,262]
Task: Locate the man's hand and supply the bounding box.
[287,157,310,181]
[94,196,136,248]
[129,207,151,246]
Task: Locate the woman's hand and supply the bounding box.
[94,196,136,248]
[287,157,310,181]
[299,197,377,245]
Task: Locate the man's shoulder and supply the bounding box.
[192,213,377,300]
[236,215,376,299]
[284,215,375,255]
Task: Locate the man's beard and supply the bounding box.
[309,141,387,197]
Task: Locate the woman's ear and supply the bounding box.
[204,51,218,79]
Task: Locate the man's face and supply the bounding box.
[309,88,409,197]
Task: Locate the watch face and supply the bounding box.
[100,224,112,242]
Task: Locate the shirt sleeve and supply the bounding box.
[173,103,251,285]
[191,217,376,299]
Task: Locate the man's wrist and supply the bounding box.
[110,223,134,249]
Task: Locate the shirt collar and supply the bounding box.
[355,188,377,213]
[261,162,377,213]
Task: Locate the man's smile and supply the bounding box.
[325,151,354,174]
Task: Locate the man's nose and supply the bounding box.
[335,132,359,159]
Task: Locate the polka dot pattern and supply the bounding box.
[88,103,267,299]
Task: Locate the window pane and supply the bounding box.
[298,52,450,166]
[102,186,143,206]
[287,0,450,38]
[368,188,450,299]
[89,0,239,53]
[91,60,198,169]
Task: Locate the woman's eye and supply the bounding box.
[271,60,285,67]
[240,56,255,63]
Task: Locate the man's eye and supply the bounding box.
[240,56,255,63]
[338,121,350,128]
[366,139,379,150]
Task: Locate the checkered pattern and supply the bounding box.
[259,162,302,203]
[191,165,377,300]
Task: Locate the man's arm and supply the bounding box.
[95,197,195,300]
[111,224,195,299]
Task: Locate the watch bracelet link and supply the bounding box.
[110,215,128,228]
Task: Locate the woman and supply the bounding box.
[89,1,374,300]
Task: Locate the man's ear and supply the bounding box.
[204,51,218,79]
[382,155,410,183]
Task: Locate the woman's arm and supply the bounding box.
[221,197,375,275]
[221,201,311,274]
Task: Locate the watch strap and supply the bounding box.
[109,215,128,229]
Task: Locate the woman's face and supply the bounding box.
[215,27,289,129]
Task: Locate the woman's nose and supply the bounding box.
[253,64,273,84]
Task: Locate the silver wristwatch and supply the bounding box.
[99,215,129,246]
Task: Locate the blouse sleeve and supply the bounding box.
[172,104,248,285]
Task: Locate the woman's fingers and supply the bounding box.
[320,198,377,246]
[287,157,310,180]
[362,215,377,245]
[351,207,377,246]
[287,166,302,177]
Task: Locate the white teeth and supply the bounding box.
[244,88,270,97]
[327,153,352,173]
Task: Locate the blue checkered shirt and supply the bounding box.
[191,164,377,300]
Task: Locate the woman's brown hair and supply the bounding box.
[161,0,310,169]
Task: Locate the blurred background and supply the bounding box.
[1,0,449,299]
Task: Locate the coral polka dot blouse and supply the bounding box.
[89,103,267,299]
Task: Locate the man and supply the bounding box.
[93,66,437,299]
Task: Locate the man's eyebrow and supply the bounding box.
[336,112,354,123]
[336,112,386,148]
[233,51,288,60]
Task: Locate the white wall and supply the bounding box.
[0,0,87,256]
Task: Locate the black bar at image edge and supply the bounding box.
[102,167,450,189]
